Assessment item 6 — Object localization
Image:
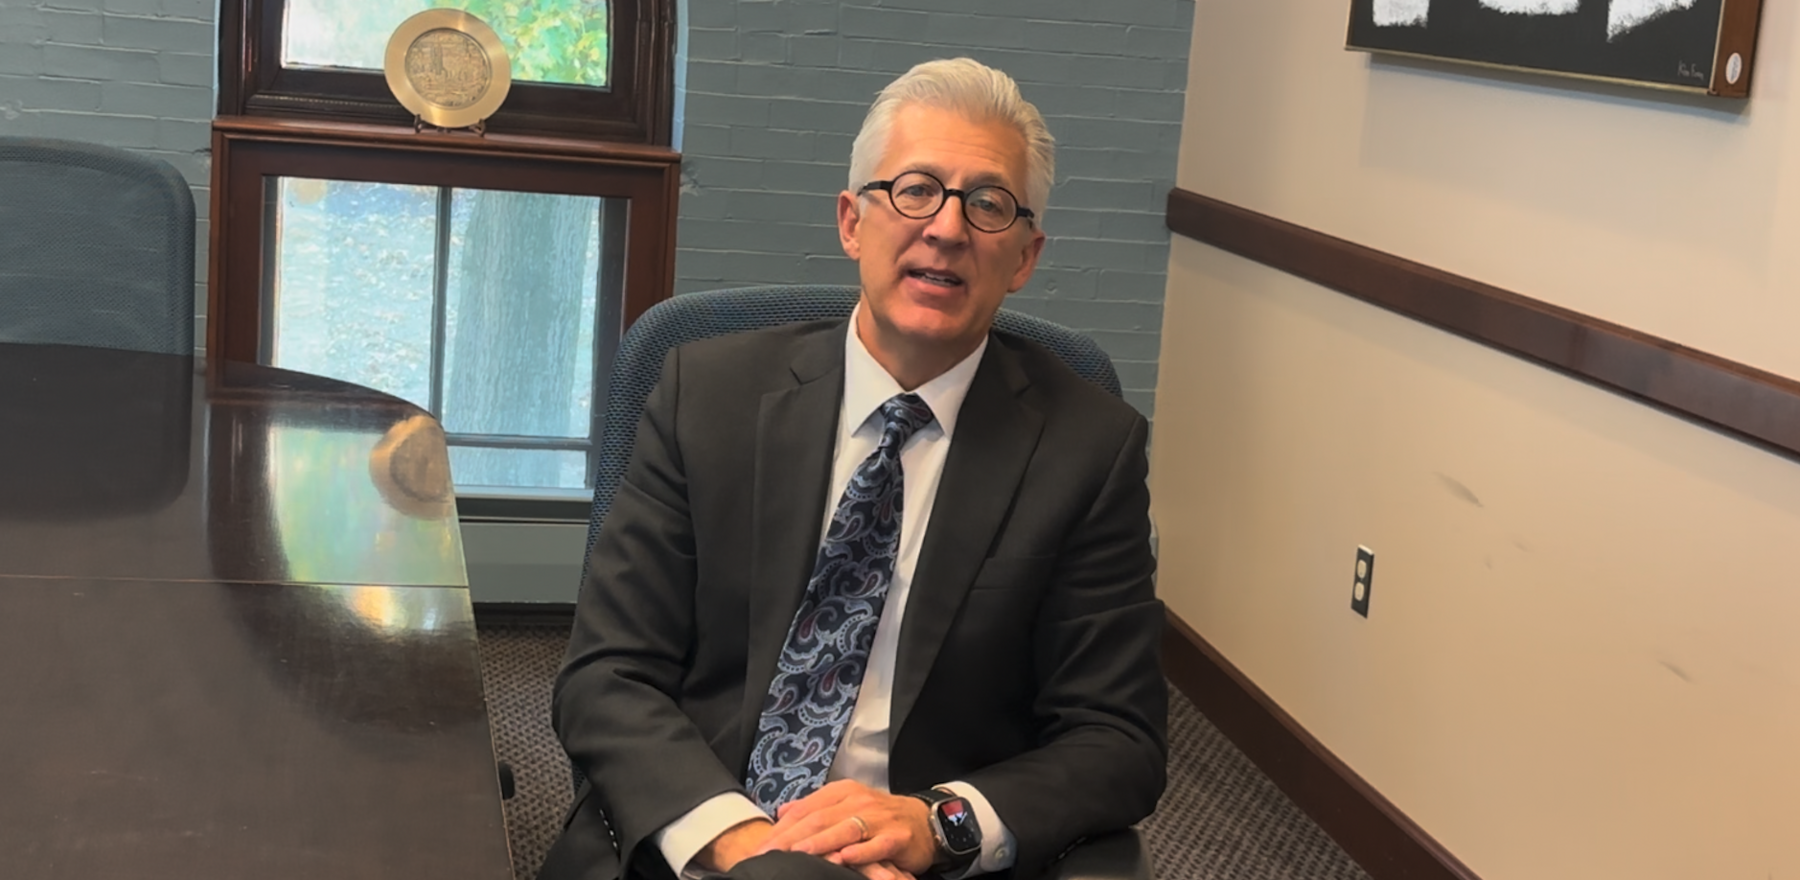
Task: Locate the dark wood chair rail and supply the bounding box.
[1165,187,1800,463]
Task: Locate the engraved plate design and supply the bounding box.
[405,29,491,110]
[384,9,512,131]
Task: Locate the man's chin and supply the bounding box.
[884,316,979,350]
[860,294,993,357]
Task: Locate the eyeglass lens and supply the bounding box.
[887,171,1020,232]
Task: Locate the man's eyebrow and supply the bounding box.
[907,164,1012,189]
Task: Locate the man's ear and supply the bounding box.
[837,191,863,261]
[1006,227,1047,293]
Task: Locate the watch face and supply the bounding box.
[935,798,982,854]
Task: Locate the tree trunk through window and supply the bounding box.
[445,190,593,488]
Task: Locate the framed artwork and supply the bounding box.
[1346,0,1766,97]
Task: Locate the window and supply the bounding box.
[219,0,673,142]
[209,126,679,495]
[268,180,624,490]
[212,0,680,498]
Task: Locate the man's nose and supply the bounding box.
[923,196,971,244]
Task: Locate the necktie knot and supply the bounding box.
[877,393,934,451]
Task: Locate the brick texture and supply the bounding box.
[675,0,1195,417]
[0,0,212,352]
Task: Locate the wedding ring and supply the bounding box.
[849,814,870,842]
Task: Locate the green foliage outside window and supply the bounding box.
[284,0,609,89]
[452,0,608,88]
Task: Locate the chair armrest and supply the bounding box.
[1045,828,1152,880]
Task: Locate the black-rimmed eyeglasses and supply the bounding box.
[857,170,1035,233]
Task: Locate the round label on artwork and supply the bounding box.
[384,9,512,130]
[1726,52,1743,85]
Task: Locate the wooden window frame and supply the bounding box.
[207,117,680,367]
[218,0,676,144]
[210,0,680,501]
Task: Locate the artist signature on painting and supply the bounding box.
[1677,61,1708,82]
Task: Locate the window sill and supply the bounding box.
[211,116,683,166]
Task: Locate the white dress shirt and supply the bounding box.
[654,308,1018,877]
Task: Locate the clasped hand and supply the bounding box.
[704,781,938,880]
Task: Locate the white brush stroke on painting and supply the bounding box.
[1477,0,1580,14]
[1373,0,1430,27]
[1607,0,1697,38]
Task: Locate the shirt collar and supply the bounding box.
[841,303,987,441]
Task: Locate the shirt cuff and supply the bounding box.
[937,780,1017,878]
[652,791,770,878]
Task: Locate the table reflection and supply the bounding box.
[0,343,464,587]
[256,413,463,587]
[222,579,484,736]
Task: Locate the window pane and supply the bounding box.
[448,446,587,490]
[264,180,620,494]
[282,0,610,88]
[270,178,438,407]
[439,189,601,442]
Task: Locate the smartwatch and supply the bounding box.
[908,787,983,875]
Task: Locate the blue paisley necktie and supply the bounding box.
[744,392,936,812]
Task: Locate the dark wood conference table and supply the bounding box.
[0,343,514,879]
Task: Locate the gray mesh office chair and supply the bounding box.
[575,285,1150,880]
[0,137,196,355]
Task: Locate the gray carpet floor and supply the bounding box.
[476,621,1369,880]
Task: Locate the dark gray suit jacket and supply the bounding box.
[539,318,1166,880]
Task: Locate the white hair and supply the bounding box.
[848,57,1055,227]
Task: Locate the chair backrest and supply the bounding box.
[582,284,1123,575]
[0,137,196,355]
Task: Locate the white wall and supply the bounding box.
[1153,2,1800,878]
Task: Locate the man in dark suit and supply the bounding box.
[541,58,1165,880]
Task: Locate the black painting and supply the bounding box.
[1347,0,1743,94]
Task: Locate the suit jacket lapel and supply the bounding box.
[890,336,1044,734]
[735,321,846,769]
